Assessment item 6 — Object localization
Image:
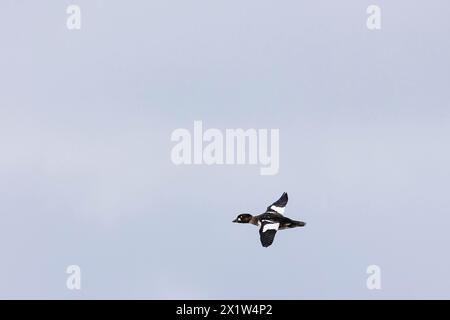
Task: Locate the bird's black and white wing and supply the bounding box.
[259,220,280,247]
[266,192,288,215]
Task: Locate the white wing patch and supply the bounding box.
[262,222,280,233]
[269,205,285,215]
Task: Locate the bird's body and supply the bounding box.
[247,214,304,230]
[232,192,306,247]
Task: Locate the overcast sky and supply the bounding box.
[1,0,450,299]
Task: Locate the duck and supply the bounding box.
[232,192,306,247]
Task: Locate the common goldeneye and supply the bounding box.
[232,192,306,247]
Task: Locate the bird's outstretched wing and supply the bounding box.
[266,192,288,215]
[259,220,280,247]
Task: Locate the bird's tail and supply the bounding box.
[292,220,306,227]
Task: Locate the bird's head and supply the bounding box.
[232,214,253,223]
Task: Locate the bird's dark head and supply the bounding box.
[232,214,253,223]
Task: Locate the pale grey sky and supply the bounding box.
[1,1,449,299]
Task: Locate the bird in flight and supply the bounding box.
[232,192,306,247]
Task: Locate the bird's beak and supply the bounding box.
[232,218,238,223]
